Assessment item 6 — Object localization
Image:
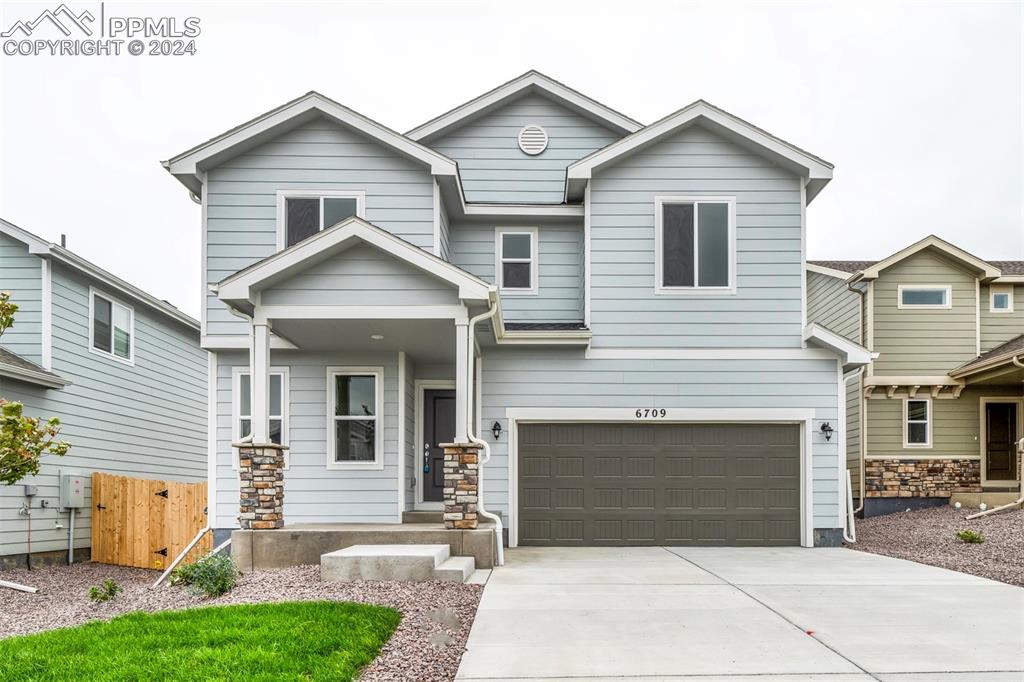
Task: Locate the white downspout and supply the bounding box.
[466,297,504,566]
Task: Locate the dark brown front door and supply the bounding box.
[423,389,456,502]
[985,402,1018,481]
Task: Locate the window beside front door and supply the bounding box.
[654,196,735,294]
[327,367,383,469]
[90,289,133,363]
[904,398,931,447]
[277,190,365,249]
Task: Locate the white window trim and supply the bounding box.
[989,285,1014,313]
[897,284,952,310]
[903,397,932,448]
[653,195,737,296]
[495,226,539,295]
[231,366,289,470]
[88,286,135,366]
[275,189,366,251]
[326,366,384,470]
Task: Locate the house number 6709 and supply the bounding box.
[635,408,667,418]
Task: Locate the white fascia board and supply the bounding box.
[201,334,298,351]
[566,100,833,201]
[217,216,493,304]
[864,375,962,386]
[0,218,51,254]
[993,275,1024,283]
[164,92,458,193]
[803,323,873,371]
[463,203,584,218]
[805,263,856,280]
[857,235,1002,281]
[0,363,70,389]
[496,330,592,346]
[406,71,642,142]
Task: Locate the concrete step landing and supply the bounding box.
[320,544,476,583]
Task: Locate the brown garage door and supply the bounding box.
[517,423,801,546]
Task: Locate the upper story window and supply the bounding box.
[898,285,951,309]
[276,190,366,250]
[90,289,133,363]
[495,227,538,295]
[327,367,383,470]
[654,196,736,295]
[990,285,1014,313]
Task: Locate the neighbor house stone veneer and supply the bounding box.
[865,458,981,498]
[237,444,287,529]
[442,443,479,530]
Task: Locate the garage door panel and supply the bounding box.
[518,423,801,546]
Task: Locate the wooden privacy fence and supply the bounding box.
[91,473,212,570]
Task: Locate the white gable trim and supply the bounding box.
[164,92,458,194]
[566,100,833,202]
[805,263,855,280]
[854,235,1002,281]
[217,216,495,304]
[803,323,874,372]
[405,70,642,141]
[0,218,50,254]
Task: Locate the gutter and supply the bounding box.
[0,364,70,389]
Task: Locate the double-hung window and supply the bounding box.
[654,196,735,294]
[904,398,931,447]
[327,367,383,469]
[495,227,538,294]
[277,190,365,249]
[898,285,951,309]
[90,289,133,363]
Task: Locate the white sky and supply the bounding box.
[1,0,1021,319]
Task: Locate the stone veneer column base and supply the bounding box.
[441,442,479,530]
[236,442,288,530]
[865,458,981,499]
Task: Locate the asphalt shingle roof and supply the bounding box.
[954,334,1024,374]
[809,259,1024,275]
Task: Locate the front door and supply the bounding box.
[423,389,456,503]
[985,402,1018,482]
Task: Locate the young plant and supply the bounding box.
[955,529,985,544]
[88,579,122,603]
[170,553,239,598]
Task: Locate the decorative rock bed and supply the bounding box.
[0,562,482,681]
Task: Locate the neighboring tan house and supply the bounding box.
[808,236,1024,517]
[163,71,870,551]
[0,219,207,568]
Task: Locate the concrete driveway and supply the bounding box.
[456,546,1024,681]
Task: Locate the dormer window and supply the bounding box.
[276,190,365,249]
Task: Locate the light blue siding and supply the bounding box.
[260,243,460,307]
[0,233,42,363]
[0,261,206,558]
[589,125,804,348]
[450,222,584,322]
[428,93,623,203]
[438,189,451,261]
[205,117,436,337]
[807,271,861,343]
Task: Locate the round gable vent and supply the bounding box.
[517,125,548,155]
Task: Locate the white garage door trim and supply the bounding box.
[505,407,816,548]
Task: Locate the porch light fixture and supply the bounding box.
[370,334,384,341]
[819,422,834,442]
[491,421,502,440]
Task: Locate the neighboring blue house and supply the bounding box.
[163,71,869,550]
[0,219,207,568]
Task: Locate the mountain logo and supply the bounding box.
[1,4,95,38]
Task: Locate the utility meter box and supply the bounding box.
[60,473,86,508]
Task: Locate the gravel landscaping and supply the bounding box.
[849,505,1024,586]
[0,562,482,681]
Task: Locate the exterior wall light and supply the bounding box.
[491,421,503,440]
[820,422,834,442]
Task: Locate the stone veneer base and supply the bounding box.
[441,442,480,530]
[865,458,981,500]
[237,443,287,530]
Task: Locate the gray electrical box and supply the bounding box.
[60,473,86,508]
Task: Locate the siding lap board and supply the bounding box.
[0,233,43,362]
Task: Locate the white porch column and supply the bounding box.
[250,321,271,444]
[454,317,469,443]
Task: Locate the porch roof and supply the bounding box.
[0,347,70,389]
[951,334,1024,380]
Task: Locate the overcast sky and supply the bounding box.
[1,0,1021,318]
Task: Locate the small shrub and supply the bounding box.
[170,553,238,598]
[955,529,985,544]
[88,579,122,603]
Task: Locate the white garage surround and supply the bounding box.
[505,408,818,548]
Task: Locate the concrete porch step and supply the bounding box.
[401,511,442,523]
[320,544,476,583]
[951,491,1022,508]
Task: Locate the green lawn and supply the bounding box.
[0,601,401,681]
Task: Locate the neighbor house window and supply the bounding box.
[654,196,735,293]
[904,398,931,447]
[328,367,383,469]
[234,368,288,446]
[898,285,951,309]
[277,190,365,249]
[495,227,538,294]
[90,289,133,363]
[990,285,1013,313]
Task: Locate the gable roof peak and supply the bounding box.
[854,234,1002,281]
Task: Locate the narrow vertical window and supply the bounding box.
[236,370,286,445]
[496,228,538,294]
[905,399,931,447]
[90,291,133,362]
[328,368,382,468]
[656,197,734,293]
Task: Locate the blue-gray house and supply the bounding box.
[163,71,869,555]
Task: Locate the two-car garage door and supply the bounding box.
[517,423,801,546]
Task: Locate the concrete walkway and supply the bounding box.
[456,546,1024,681]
